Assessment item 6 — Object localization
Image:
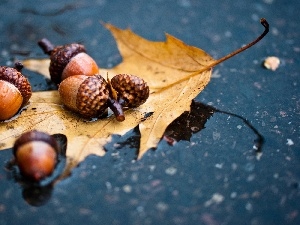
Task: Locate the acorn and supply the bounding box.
[58,75,110,118]
[38,38,99,84]
[0,62,32,120]
[13,130,59,182]
[110,74,149,108]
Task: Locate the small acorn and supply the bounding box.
[110,74,149,108]
[13,130,59,182]
[58,75,110,118]
[0,62,32,120]
[38,38,99,84]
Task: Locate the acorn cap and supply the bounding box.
[76,75,109,117]
[111,74,149,108]
[49,43,86,84]
[0,66,32,106]
[13,130,59,157]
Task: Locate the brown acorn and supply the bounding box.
[13,130,59,182]
[58,75,110,118]
[110,74,149,108]
[0,62,32,120]
[38,38,99,84]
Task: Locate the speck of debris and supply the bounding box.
[247,174,256,182]
[105,181,112,190]
[136,206,144,214]
[111,152,120,157]
[191,126,199,132]
[204,193,225,207]
[212,131,221,141]
[122,185,132,193]
[256,152,263,161]
[286,139,294,146]
[178,0,191,8]
[263,0,275,4]
[141,112,154,121]
[215,163,223,169]
[231,163,238,171]
[212,69,221,78]
[237,125,242,129]
[156,202,169,211]
[230,192,237,198]
[165,167,177,175]
[245,202,253,211]
[149,165,156,172]
[113,143,121,148]
[244,163,255,172]
[263,56,280,71]
[131,173,139,182]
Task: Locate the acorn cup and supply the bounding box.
[110,74,149,108]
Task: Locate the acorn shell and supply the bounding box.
[58,75,110,118]
[61,52,99,81]
[111,74,149,108]
[0,81,23,120]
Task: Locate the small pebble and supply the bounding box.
[263,56,280,71]
[156,202,169,211]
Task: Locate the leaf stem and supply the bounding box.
[107,97,125,122]
[209,18,268,68]
[193,18,269,75]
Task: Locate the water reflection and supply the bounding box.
[163,100,264,153]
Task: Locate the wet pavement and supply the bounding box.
[0,0,299,224]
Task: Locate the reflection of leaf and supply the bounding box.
[163,101,215,145]
[162,101,264,154]
[1,23,216,178]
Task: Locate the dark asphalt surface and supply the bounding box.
[0,1,299,224]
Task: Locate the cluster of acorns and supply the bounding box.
[1,38,149,122]
[2,39,150,182]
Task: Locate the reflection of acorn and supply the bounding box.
[13,130,59,182]
[111,74,149,108]
[38,38,99,84]
[22,183,53,207]
[0,62,32,120]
